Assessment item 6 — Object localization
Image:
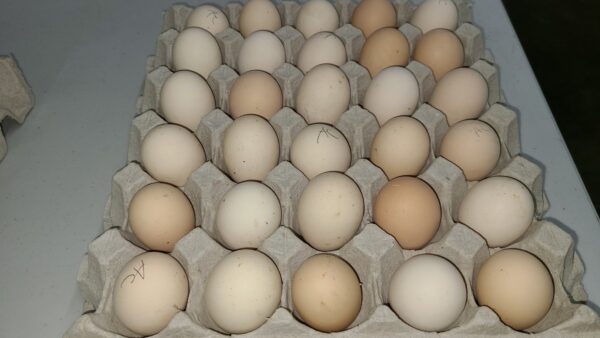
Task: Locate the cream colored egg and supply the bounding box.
[205,250,282,334]
[223,114,279,182]
[113,252,189,336]
[239,0,282,38]
[141,124,206,186]
[362,66,419,125]
[297,172,364,251]
[430,67,489,125]
[389,254,466,332]
[370,116,430,179]
[440,120,500,181]
[410,0,458,34]
[458,176,535,247]
[172,27,222,79]
[296,31,347,74]
[296,64,350,124]
[290,124,351,179]
[160,70,215,131]
[295,0,339,38]
[216,181,281,249]
[292,254,362,332]
[237,30,285,74]
[228,70,283,119]
[186,5,229,35]
[129,183,195,252]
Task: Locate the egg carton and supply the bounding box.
[67,0,597,336]
[0,54,34,161]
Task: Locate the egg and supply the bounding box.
[440,120,500,181]
[239,0,282,37]
[290,124,351,179]
[141,124,206,186]
[429,68,489,125]
[410,0,458,34]
[128,183,195,252]
[113,252,189,336]
[297,172,364,251]
[476,249,554,330]
[359,28,410,77]
[374,176,441,249]
[205,250,282,334]
[362,66,419,125]
[458,176,535,247]
[296,64,350,124]
[370,116,430,179]
[296,31,347,74]
[292,254,362,332]
[389,254,466,332]
[413,28,464,80]
[160,70,215,131]
[172,27,222,79]
[186,5,229,35]
[237,30,285,74]
[223,114,279,182]
[229,70,283,120]
[351,0,397,38]
[216,181,281,249]
[295,0,339,39]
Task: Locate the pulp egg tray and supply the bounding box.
[65,0,600,337]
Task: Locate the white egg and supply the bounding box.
[296,64,350,124]
[172,27,222,79]
[186,5,229,35]
[296,31,347,74]
[295,0,340,38]
[410,0,459,34]
[237,30,285,74]
[160,71,215,131]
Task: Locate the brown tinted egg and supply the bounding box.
[351,0,397,38]
[413,28,464,80]
[229,70,283,120]
[373,177,441,249]
[359,28,410,77]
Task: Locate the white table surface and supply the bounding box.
[0,0,598,337]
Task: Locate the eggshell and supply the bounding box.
[389,254,466,332]
[476,249,554,330]
[186,5,229,35]
[215,181,281,249]
[239,0,282,38]
[172,27,222,79]
[295,0,339,39]
[113,252,189,336]
[297,172,364,251]
[237,30,285,74]
[351,0,397,38]
[458,176,535,247]
[429,67,489,125]
[290,124,351,179]
[297,31,347,74]
[160,70,215,131]
[440,120,500,181]
[296,64,350,124]
[359,28,410,77]
[223,114,279,182]
[128,183,195,252]
[373,176,441,249]
[229,70,283,120]
[410,0,458,34]
[141,124,206,186]
[413,28,464,80]
[362,66,419,125]
[292,254,362,332]
[370,116,430,179]
[205,250,282,334]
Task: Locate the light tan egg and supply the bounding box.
[229,70,282,119]
[371,116,430,179]
[296,31,347,74]
[296,64,350,124]
[237,30,285,74]
[239,0,282,38]
[295,0,340,38]
[186,5,229,35]
[413,28,464,80]
[351,0,397,38]
[359,27,410,77]
[410,0,458,34]
[430,68,489,125]
[172,27,222,79]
